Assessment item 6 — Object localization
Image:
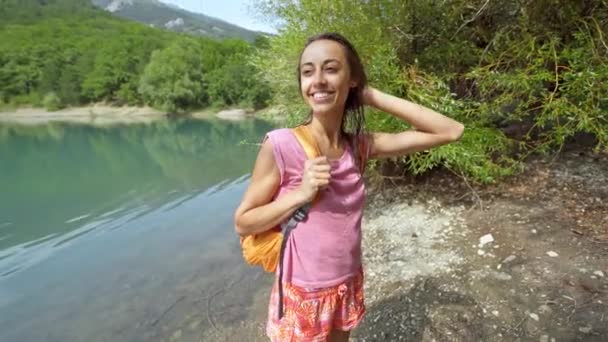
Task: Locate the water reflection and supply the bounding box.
[0,118,273,278]
[0,117,275,341]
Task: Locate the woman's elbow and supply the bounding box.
[448,123,465,142]
[234,223,247,237]
[234,213,249,236]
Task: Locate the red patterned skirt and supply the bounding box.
[266,270,365,341]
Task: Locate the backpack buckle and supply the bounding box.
[293,207,308,222]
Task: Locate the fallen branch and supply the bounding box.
[206,288,222,331]
[448,168,483,210]
[150,295,186,327]
[452,0,491,39]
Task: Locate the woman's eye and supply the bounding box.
[325,67,337,73]
[302,69,313,76]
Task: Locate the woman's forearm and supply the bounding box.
[367,88,464,140]
[235,189,308,236]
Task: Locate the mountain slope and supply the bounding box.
[91,0,263,41]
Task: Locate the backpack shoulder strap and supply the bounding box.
[291,125,321,205]
[292,125,321,159]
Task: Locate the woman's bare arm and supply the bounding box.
[364,87,465,158]
[234,139,309,236]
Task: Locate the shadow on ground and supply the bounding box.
[354,277,484,341]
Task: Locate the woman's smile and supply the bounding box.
[310,91,335,103]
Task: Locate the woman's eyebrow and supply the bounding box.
[323,59,342,66]
[300,59,342,67]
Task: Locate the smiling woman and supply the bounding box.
[234,32,463,342]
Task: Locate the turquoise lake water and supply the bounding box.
[0,118,275,341]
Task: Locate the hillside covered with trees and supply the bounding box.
[91,0,264,41]
[0,0,270,112]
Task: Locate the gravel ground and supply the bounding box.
[352,149,607,342]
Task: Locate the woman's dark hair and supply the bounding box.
[297,32,368,172]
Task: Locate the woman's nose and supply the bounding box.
[312,70,327,85]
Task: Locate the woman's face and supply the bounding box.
[299,39,355,116]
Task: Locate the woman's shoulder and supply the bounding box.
[265,127,296,144]
[266,127,293,136]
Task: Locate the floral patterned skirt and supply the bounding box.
[266,270,365,341]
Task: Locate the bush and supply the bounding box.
[138,39,206,112]
[43,92,63,111]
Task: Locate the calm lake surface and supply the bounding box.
[0,118,276,341]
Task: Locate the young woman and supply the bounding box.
[234,32,464,342]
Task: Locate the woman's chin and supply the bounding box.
[309,102,342,116]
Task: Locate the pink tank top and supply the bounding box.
[265,128,366,288]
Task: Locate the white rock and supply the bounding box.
[502,255,517,263]
[579,326,592,334]
[215,109,248,121]
[491,271,513,281]
[546,251,559,257]
[529,313,539,321]
[477,249,486,256]
[492,310,499,317]
[593,270,604,277]
[531,229,537,234]
[538,304,552,315]
[165,17,185,29]
[479,234,494,247]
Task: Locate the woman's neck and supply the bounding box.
[309,112,344,148]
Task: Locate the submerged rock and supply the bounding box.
[216,109,248,121]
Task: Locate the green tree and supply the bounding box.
[138,38,207,112]
[205,39,271,109]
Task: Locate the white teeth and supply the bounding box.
[313,92,330,100]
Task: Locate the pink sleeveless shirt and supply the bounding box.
[265,128,366,288]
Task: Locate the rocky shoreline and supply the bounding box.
[0,105,268,125]
[0,104,170,125]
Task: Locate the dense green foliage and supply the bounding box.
[0,0,270,112]
[253,0,608,182]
